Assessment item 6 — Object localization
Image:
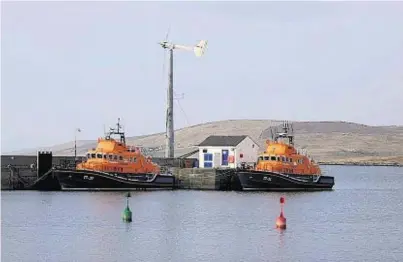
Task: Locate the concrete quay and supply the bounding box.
[1,154,235,191]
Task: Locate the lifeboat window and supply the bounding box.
[96,153,102,159]
[119,156,123,161]
[282,156,286,162]
[263,156,269,161]
[290,158,293,163]
[270,156,276,161]
[113,155,118,161]
[258,156,263,161]
[103,154,107,159]
[133,157,137,163]
[87,153,91,158]
[276,156,280,161]
[108,155,113,160]
[91,153,96,158]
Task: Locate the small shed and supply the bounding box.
[197,135,259,168]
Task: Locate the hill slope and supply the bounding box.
[7,120,403,164]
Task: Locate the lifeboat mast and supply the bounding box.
[273,122,295,146]
[105,118,126,145]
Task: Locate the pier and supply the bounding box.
[1,153,240,191]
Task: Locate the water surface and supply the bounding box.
[2,166,403,262]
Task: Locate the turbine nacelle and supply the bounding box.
[159,41,174,50]
[159,40,208,57]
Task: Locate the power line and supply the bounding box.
[173,90,190,126]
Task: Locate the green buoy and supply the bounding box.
[122,192,132,222]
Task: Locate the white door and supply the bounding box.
[213,153,221,168]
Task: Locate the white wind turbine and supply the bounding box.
[159,30,208,158]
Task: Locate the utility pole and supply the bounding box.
[166,49,174,158]
[74,128,81,162]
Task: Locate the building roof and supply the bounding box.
[198,135,248,147]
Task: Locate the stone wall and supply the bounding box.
[172,168,217,190]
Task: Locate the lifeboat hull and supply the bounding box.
[235,170,334,191]
[53,168,176,191]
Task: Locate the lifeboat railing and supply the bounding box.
[312,175,321,182]
[271,171,321,183]
[80,168,158,182]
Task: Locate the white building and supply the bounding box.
[197,135,260,168]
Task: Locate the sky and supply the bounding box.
[1,1,403,153]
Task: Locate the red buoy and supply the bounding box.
[280,197,285,204]
[276,197,287,229]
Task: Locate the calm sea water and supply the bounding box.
[2,166,403,262]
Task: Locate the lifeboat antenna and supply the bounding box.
[116,117,121,133]
[290,122,294,136]
[270,127,274,140]
[159,30,208,158]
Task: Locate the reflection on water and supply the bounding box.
[277,228,286,249]
[2,166,403,262]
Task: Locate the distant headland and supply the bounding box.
[4,120,403,166]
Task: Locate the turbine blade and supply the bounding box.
[165,25,171,42]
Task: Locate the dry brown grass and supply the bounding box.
[11,119,403,164]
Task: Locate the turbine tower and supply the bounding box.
[159,35,208,158]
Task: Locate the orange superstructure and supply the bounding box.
[255,122,321,175]
[76,119,160,174]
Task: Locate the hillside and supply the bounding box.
[7,120,403,165]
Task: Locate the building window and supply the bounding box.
[204,153,213,168]
[204,153,213,161]
[204,162,213,168]
[222,150,229,166]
